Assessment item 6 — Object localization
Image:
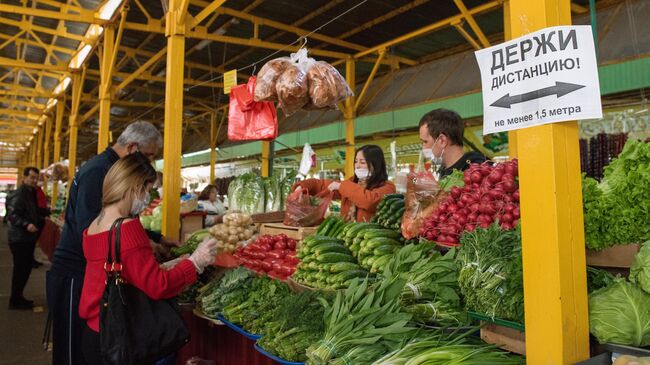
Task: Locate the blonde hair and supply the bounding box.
[102,153,157,207]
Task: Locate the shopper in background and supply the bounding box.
[5,167,47,309]
[293,145,395,222]
[79,153,217,364]
[46,121,178,365]
[419,108,486,179]
[197,184,226,226]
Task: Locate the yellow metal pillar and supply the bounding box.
[52,99,64,209]
[162,0,190,241]
[504,0,518,159]
[98,25,115,153]
[36,127,43,169]
[43,115,53,194]
[344,58,356,179]
[209,112,216,183]
[507,0,590,363]
[30,139,36,166]
[261,142,270,178]
[68,71,84,190]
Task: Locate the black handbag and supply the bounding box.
[100,217,190,365]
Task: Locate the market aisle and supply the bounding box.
[0,224,51,365]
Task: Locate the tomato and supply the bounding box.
[286,239,296,250]
[284,256,299,265]
[266,251,283,260]
[272,262,283,273]
[261,259,273,272]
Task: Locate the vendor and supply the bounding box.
[419,108,486,179]
[198,184,226,226]
[293,145,395,222]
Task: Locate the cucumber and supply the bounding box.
[313,242,350,256]
[384,194,404,200]
[364,237,400,250]
[363,229,401,240]
[373,245,397,256]
[305,236,345,247]
[317,217,333,234]
[345,223,371,239]
[316,252,355,263]
[329,262,360,273]
[372,255,392,270]
[308,261,320,270]
[333,269,368,283]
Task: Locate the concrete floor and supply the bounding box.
[0,224,52,365]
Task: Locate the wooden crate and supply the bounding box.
[251,211,285,223]
[586,244,640,268]
[480,323,526,355]
[260,223,318,241]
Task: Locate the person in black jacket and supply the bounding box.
[6,167,48,309]
[419,108,487,179]
[46,121,179,365]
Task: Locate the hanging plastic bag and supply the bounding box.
[254,58,292,102]
[401,151,443,239]
[306,61,353,109]
[275,48,314,116]
[228,76,278,141]
[298,143,315,177]
[283,188,332,227]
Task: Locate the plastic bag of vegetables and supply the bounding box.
[209,212,256,253]
[283,187,332,227]
[589,278,650,346]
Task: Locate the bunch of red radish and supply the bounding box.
[420,160,520,246]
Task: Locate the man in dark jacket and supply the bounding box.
[419,108,487,179]
[46,121,179,365]
[6,166,48,309]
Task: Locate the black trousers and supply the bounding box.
[81,324,101,365]
[8,241,36,301]
[46,267,87,365]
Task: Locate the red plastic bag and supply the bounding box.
[228,76,278,141]
[401,170,442,239]
[283,188,332,227]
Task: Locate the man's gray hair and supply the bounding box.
[116,121,163,148]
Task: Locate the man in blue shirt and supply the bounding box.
[46,121,178,364]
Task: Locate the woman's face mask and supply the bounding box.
[130,189,150,216]
[355,168,370,180]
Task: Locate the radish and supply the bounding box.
[513,207,520,219]
[470,171,483,183]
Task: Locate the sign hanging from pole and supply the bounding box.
[223,69,237,94]
[475,25,602,134]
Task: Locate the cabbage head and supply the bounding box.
[589,278,650,346]
[630,240,650,295]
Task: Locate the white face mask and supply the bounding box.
[422,148,434,160]
[355,168,370,180]
[130,192,150,216]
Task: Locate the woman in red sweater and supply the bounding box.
[79,153,217,364]
[294,145,396,222]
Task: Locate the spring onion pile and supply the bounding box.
[372,329,525,365]
[305,277,416,365]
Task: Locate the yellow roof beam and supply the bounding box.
[123,20,351,59]
[0,98,45,110]
[0,4,99,24]
[571,2,589,14]
[352,0,501,60]
[85,68,224,87]
[453,0,491,48]
[0,88,54,98]
[0,57,69,72]
[0,109,42,119]
[190,0,227,28]
[0,16,85,42]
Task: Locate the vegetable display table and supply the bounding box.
[260,223,317,241]
[175,306,277,365]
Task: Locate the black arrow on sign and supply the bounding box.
[490,81,586,109]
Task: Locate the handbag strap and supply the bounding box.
[104,217,128,273]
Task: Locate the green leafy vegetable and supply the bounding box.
[457,223,524,323]
[586,266,616,293]
[583,140,650,249]
[439,169,465,192]
[630,240,650,295]
[589,278,650,346]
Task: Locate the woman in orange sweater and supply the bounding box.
[294,145,395,222]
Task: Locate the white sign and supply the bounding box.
[475,25,602,135]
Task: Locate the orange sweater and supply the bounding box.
[294,178,396,222]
